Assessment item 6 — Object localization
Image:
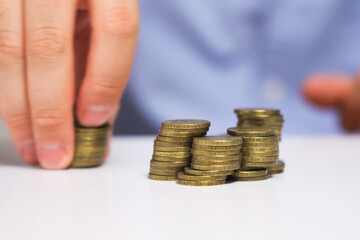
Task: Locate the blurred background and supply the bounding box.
[2,0,360,140]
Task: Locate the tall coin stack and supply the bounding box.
[149,120,210,181]
[177,136,243,186]
[71,123,110,168]
[227,127,284,177]
[234,109,284,137]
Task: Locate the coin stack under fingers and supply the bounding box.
[176,136,243,186]
[149,120,210,181]
[227,127,283,178]
[71,123,110,168]
[234,109,284,137]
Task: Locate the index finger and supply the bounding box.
[76,0,139,127]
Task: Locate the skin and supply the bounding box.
[0,0,139,169]
[303,73,360,131]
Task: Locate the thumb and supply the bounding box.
[302,74,353,108]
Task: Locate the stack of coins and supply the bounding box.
[176,136,243,186]
[227,127,284,177]
[149,120,210,181]
[234,109,284,137]
[71,123,110,168]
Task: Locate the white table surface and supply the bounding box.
[0,135,360,240]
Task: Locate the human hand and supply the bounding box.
[302,73,360,131]
[0,0,139,169]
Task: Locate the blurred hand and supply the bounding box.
[302,73,360,131]
[0,0,139,169]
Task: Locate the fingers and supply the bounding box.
[0,0,37,164]
[76,0,139,127]
[25,0,77,169]
[340,74,360,131]
[302,74,353,107]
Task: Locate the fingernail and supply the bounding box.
[39,142,69,169]
[20,140,37,164]
[80,106,109,126]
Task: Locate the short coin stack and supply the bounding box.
[177,136,243,186]
[227,127,284,178]
[71,123,110,168]
[149,120,210,181]
[234,109,285,137]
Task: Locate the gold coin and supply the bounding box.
[153,151,192,158]
[267,160,285,174]
[184,167,234,176]
[153,146,191,152]
[158,130,207,137]
[193,135,243,146]
[192,144,242,151]
[152,155,191,162]
[242,161,277,167]
[150,165,184,171]
[161,119,211,129]
[192,154,241,161]
[148,174,178,181]
[177,172,227,181]
[242,155,278,162]
[234,108,280,116]
[151,160,189,167]
[154,140,192,147]
[227,127,275,137]
[159,127,209,133]
[241,146,279,152]
[177,179,225,186]
[242,141,279,147]
[191,163,240,171]
[150,169,181,176]
[242,151,279,157]
[232,167,268,177]
[229,173,271,181]
[192,159,240,166]
[242,135,279,142]
[191,149,241,156]
[156,135,193,143]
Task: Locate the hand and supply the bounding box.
[302,73,360,131]
[0,0,139,169]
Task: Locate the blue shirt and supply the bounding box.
[123,0,360,134]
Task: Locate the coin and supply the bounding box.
[153,146,191,152]
[267,160,285,174]
[191,144,242,151]
[192,154,241,161]
[177,172,227,181]
[152,155,191,162]
[192,159,240,166]
[150,165,185,171]
[191,149,241,156]
[177,179,225,186]
[227,127,275,137]
[234,108,280,116]
[229,173,271,181]
[242,161,277,167]
[191,163,240,171]
[149,174,178,181]
[161,119,211,129]
[153,151,192,158]
[241,136,279,142]
[184,167,234,176]
[241,146,279,152]
[150,169,182,176]
[242,151,279,157]
[193,135,243,146]
[154,141,192,147]
[242,155,278,162]
[232,167,268,177]
[158,130,207,137]
[242,141,279,147]
[156,135,193,143]
[151,160,190,167]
